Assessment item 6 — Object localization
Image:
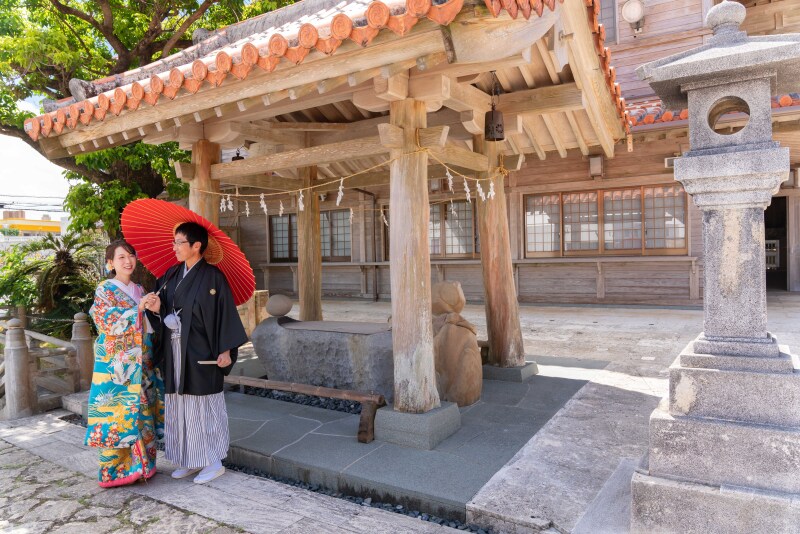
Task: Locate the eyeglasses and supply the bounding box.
[172,240,190,247]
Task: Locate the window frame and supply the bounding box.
[523,184,688,258]
[320,208,352,262]
[430,201,480,259]
[382,200,481,260]
[268,213,297,263]
[269,210,353,263]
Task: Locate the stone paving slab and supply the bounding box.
[222,368,587,522]
[0,412,460,534]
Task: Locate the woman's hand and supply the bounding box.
[217,350,232,368]
[144,293,161,313]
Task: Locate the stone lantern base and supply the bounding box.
[631,336,800,533]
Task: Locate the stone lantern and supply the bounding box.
[630,2,800,532]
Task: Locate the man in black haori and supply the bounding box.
[147,221,247,484]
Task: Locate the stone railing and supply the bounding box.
[0,313,93,419]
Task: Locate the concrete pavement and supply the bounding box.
[6,293,800,533]
[0,413,462,533]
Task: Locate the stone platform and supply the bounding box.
[226,369,585,522]
[63,367,586,523]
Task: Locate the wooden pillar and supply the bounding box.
[787,195,800,292]
[475,136,526,368]
[189,139,221,226]
[389,99,440,413]
[298,166,323,321]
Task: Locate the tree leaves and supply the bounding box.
[0,0,291,242]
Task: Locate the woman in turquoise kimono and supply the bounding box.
[85,239,165,487]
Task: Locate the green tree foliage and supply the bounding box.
[16,230,103,337]
[0,0,292,237]
[0,244,38,309]
[0,228,20,236]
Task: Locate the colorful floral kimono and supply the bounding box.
[85,279,165,488]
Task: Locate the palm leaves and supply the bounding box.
[17,231,104,337]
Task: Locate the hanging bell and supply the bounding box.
[485,103,505,142]
[232,148,245,161]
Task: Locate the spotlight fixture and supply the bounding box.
[484,71,505,142]
[621,0,645,34]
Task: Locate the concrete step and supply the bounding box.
[631,471,800,533]
[573,458,636,534]
[680,340,797,372]
[37,355,69,366]
[669,362,800,426]
[61,391,88,421]
[36,366,71,377]
[35,375,75,394]
[38,392,65,412]
[648,405,800,494]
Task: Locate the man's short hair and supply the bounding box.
[175,222,208,254]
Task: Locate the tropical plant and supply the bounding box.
[18,230,104,337]
[0,243,38,309]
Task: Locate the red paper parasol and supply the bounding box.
[121,198,255,306]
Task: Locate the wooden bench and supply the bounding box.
[223,375,386,444]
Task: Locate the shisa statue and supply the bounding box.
[431,281,482,407]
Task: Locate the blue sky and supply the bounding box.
[1,100,70,220]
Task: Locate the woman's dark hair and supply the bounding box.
[175,222,208,254]
[105,239,136,277]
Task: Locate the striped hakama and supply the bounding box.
[164,317,229,468]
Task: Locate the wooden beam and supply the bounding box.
[497,83,582,116]
[352,89,391,113]
[559,0,623,157]
[378,124,449,149]
[521,118,547,160]
[141,123,203,146]
[408,74,450,101]
[541,114,567,158]
[207,161,477,192]
[218,173,294,190]
[174,162,195,181]
[205,122,305,147]
[445,81,491,113]
[448,8,558,63]
[374,71,409,102]
[263,122,348,131]
[565,110,589,156]
[210,136,389,180]
[429,144,489,172]
[57,28,449,149]
[503,153,525,171]
[459,110,485,136]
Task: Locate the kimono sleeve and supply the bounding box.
[89,284,139,336]
[212,271,248,376]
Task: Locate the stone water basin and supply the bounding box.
[251,317,394,401]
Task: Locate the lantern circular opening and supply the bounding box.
[707,96,750,135]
